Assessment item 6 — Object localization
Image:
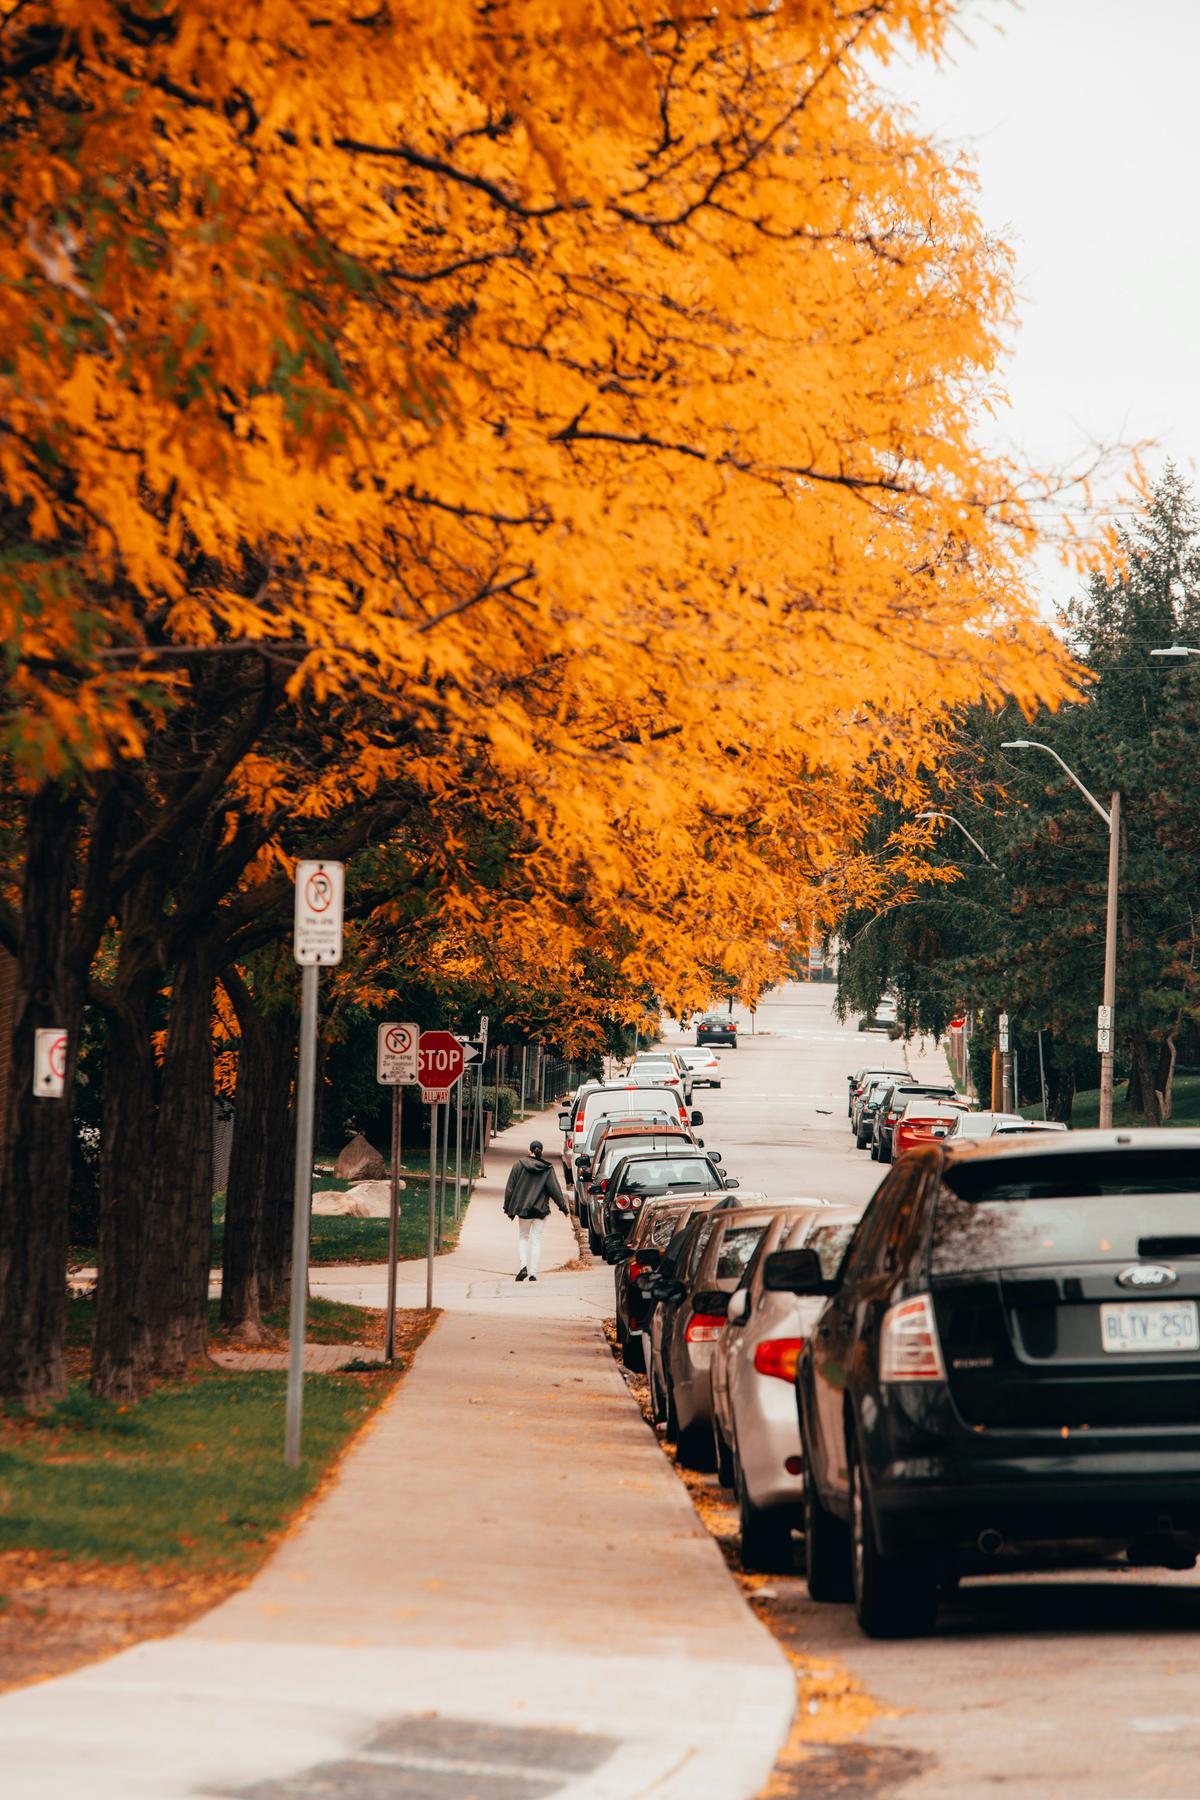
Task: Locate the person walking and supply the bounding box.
[503,1140,568,1281]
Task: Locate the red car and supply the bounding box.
[893,1096,967,1156]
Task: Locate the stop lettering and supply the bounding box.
[417,1030,466,1088]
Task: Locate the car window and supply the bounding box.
[801,1217,861,1280]
[685,1217,721,1277]
[714,1221,768,1280]
[931,1148,1200,1274]
[841,1167,924,1280]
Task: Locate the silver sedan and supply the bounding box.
[711,1202,863,1570]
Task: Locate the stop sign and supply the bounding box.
[417,1029,466,1093]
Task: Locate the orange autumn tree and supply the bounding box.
[1,0,1079,1402]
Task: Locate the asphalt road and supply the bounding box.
[660,984,1200,1800]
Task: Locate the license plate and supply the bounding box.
[1100,1300,1200,1354]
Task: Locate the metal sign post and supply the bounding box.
[476,1014,489,1179]
[454,1077,464,1221]
[376,1021,419,1361]
[286,860,344,1468]
[426,1101,438,1311]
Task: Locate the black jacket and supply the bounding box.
[504,1155,568,1220]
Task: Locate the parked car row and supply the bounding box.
[590,1048,1187,1645]
[558,1064,730,1257]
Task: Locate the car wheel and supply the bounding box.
[714,1420,735,1488]
[849,1441,937,1639]
[587,1220,603,1255]
[855,1125,870,1149]
[620,1324,645,1374]
[676,1418,716,1471]
[869,1138,879,1161]
[738,1470,796,1573]
[802,1440,852,1603]
[880,1143,892,1165]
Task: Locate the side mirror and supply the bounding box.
[557,1111,572,1131]
[691,1109,704,1126]
[575,1155,592,1175]
[762,1247,832,1295]
[723,1177,740,1190]
[695,1137,705,1147]
[726,1288,750,1326]
[692,1288,729,1318]
[708,1149,722,1162]
[639,1246,662,1270]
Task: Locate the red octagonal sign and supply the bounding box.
[417,1029,466,1090]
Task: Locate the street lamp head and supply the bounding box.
[1150,645,1192,659]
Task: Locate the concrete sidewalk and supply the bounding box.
[0,1107,795,1799]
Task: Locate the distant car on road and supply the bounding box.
[679,1046,723,1088]
[992,1119,1069,1136]
[870,1080,960,1163]
[696,1011,738,1048]
[592,1147,735,1253]
[848,1064,908,1122]
[858,997,898,1033]
[792,1130,1200,1639]
[942,1109,1025,1140]
[893,1097,968,1157]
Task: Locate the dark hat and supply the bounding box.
[529,1139,544,1155]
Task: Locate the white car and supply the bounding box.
[711,1202,862,1570]
[678,1046,722,1088]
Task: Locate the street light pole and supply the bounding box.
[1001,740,1119,1129]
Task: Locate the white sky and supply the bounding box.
[879,0,1200,607]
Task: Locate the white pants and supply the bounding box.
[517,1215,546,1276]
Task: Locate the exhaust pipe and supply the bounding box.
[977,1528,1004,1557]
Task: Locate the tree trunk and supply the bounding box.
[1129,1030,1162,1127]
[1048,1062,1076,1125]
[90,937,162,1401]
[1155,1031,1179,1124]
[221,971,297,1335]
[0,787,82,1405]
[139,937,217,1378]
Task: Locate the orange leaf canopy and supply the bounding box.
[0,0,1078,1003]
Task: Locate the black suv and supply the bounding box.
[785,1131,1200,1639]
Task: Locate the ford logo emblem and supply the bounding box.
[1116,1264,1178,1290]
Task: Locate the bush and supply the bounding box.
[481,1085,519,1131]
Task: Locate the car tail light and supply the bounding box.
[628,1260,644,1280]
[615,1197,632,1211]
[574,1114,585,1133]
[686,1311,726,1343]
[880,1294,945,1382]
[753,1338,805,1382]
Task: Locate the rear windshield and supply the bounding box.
[619,1157,715,1193]
[932,1148,1200,1273]
[583,1089,677,1127]
[905,1100,961,1119]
